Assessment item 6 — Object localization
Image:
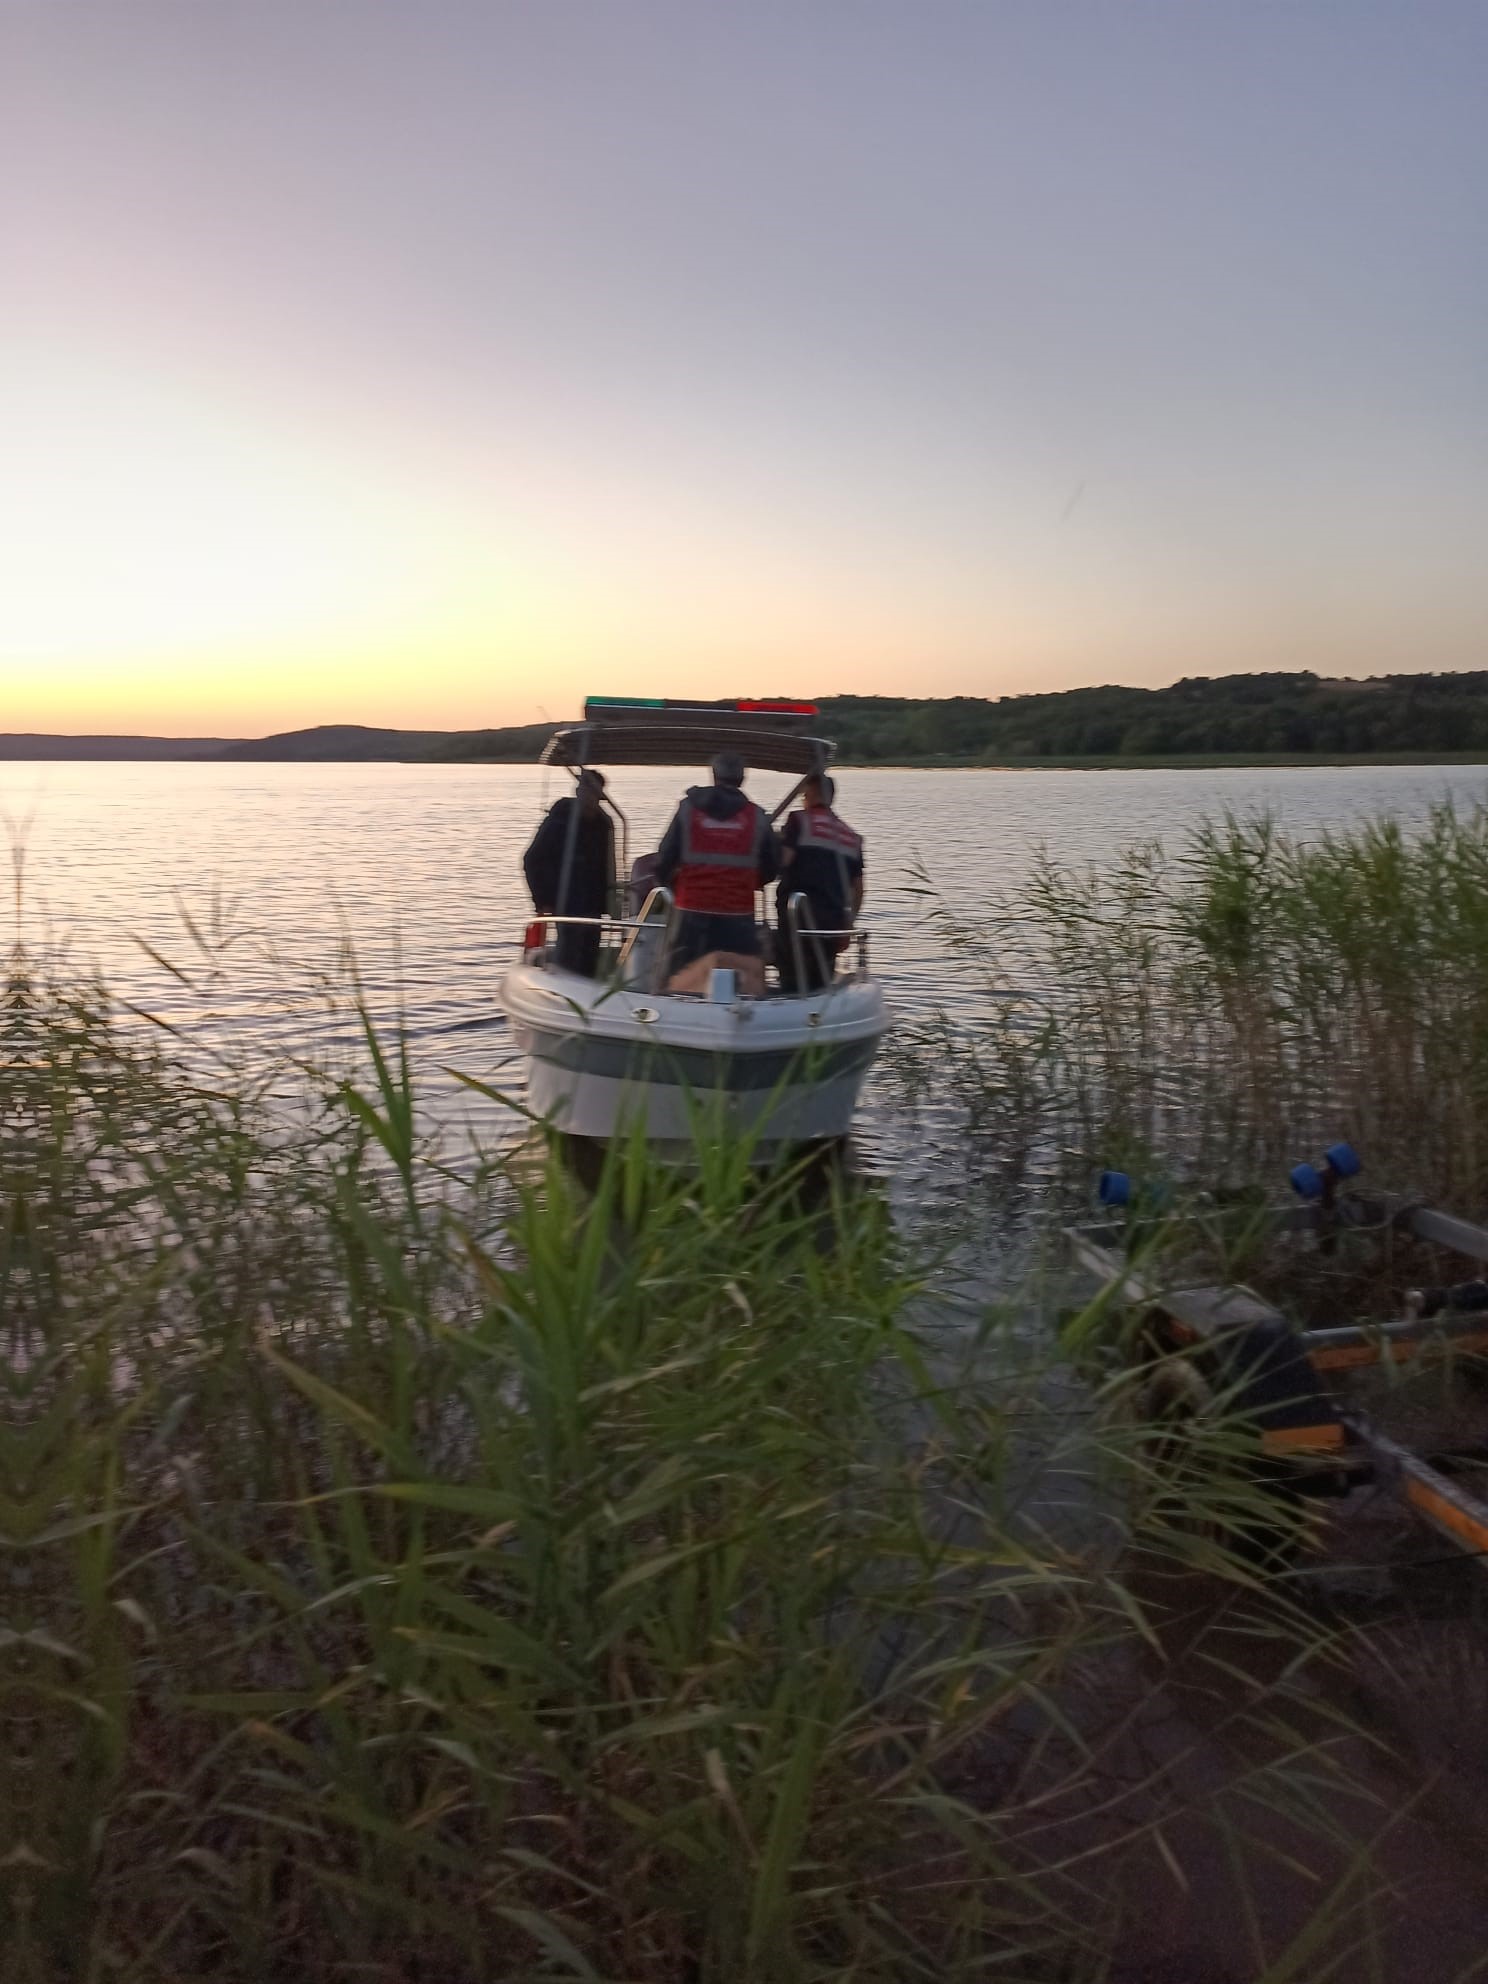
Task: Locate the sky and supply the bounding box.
[2,1,1485,736]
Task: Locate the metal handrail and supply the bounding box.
[531,890,869,990]
[613,885,675,980]
[531,909,861,945]
[530,913,650,931]
[782,894,869,986]
[783,891,810,992]
[599,790,629,886]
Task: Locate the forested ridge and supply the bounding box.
[431,671,1488,765]
[820,671,1488,761]
[17,671,1488,763]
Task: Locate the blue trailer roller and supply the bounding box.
[1290,1143,1362,1200]
[1098,1170,1174,1210]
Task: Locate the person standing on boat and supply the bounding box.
[775,772,864,992]
[522,768,614,977]
[655,750,778,974]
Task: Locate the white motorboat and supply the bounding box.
[497,698,891,1158]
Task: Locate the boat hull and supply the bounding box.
[499,959,889,1157]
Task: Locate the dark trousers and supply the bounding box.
[553,922,602,978]
[777,928,837,991]
[776,900,842,993]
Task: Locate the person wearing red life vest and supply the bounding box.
[775,772,865,992]
[654,750,779,976]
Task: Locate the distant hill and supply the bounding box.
[1,724,461,762]
[0,721,558,763]
[10,671,1488,766]
[217,723,454,762]
[0,734,238,760]
[422,722,562,763]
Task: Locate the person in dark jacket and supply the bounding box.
[522,769,614,977]
[655,751,779,974]
[775,772,864,991]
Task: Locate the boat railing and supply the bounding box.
[613,885,675,987]
[523,903,666,938]
[528,888,676,989]
[782,891,811,991]
[782,892,867,981]
[530,887,867,989]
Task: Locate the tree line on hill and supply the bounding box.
[432,671,1488,765]
[819,672,1488,761]
[8,671,1488,763]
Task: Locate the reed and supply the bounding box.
[907,802,1488,1215]
[0,948,1453,1981]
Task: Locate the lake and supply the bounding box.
[6,758,1488,1186]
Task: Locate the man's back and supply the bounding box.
[522,778,614,977]
[655,778,779,913]
[777,800,863,925]
[774,775,862,991]
[523,796,613,916]
[654,752,779,975]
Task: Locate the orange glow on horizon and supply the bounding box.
[7,348,1483,739]
[1,347,1068,735]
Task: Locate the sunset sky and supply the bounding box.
[3,1,1485,735]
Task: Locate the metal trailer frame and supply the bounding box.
[1067,1189,1488,1567]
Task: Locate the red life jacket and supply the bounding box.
[793,804,862,860]
[786,804,862,952]
[672,797,770,914]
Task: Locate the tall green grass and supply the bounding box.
[907,803,1488,1213]
[0,947,1456,1981]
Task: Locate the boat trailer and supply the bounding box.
[1068,1147,1488,1567]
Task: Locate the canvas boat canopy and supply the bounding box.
[543,698,832,774]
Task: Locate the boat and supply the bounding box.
[497,698,891,1158]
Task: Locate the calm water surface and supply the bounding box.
[6,760,1486,1187]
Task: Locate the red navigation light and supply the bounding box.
[737,699,818,715]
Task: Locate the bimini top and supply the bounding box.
[542,698,833,774]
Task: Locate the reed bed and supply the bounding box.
[905,803,1488,1215]
[0,949,1462,1981]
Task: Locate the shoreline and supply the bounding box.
[6,748,1488,770]
[832,750,1488,771]
[430,749,1488,772]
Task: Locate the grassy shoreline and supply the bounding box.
[14,796,1488,1977]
